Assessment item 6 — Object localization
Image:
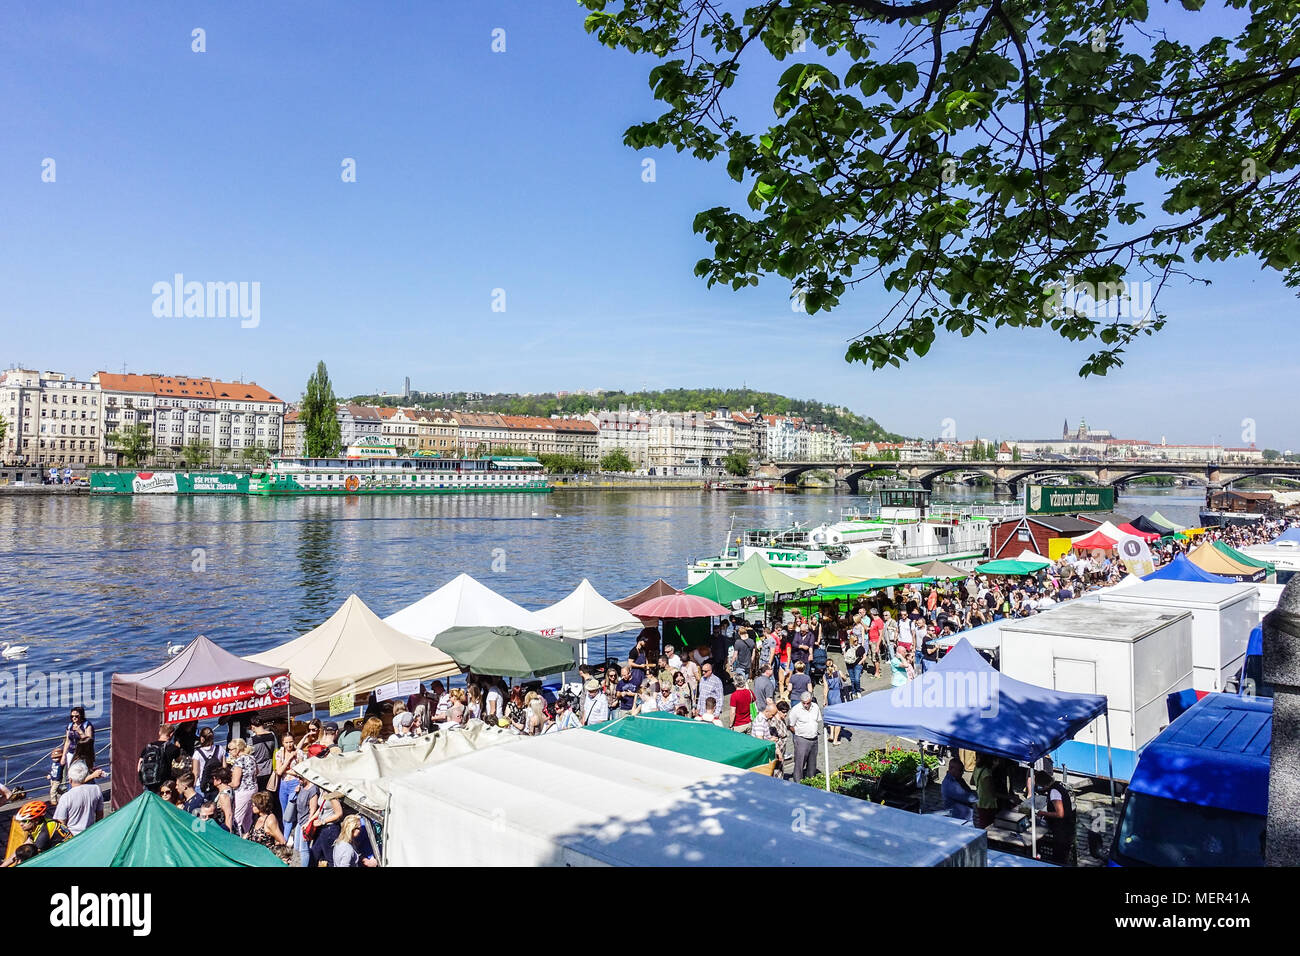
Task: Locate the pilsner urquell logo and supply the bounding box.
[151,273,260,328]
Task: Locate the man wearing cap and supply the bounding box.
[787,691,822,782]
[389,711,416,741]
[580,678,609,725]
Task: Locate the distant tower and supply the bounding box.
[404,376,411,399]
[1062,418,1069,440]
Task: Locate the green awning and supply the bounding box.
[974,558,1051,576]
[585,711,775,769]
[1212,541,1274,574]
[684,572,764,607]
[724,553,818,599]
[26,791,285,867]
[819,576,937,596]
[1148,511,1185,532]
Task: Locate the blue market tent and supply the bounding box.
[1142,552,1235,584]
[1270,528,1300,544]
[822,639,1109,765]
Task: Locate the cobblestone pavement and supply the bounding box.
[739,651,1118,867]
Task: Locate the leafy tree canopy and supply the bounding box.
[302,361,342,458]
[579,0,1300,376]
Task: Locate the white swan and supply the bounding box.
[0,642,29,659]
[166,641,185,657]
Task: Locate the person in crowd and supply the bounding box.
[697,661,724,718]
[581,678,609,725]
[358,716,385,751]
[63,705,95,775]
[53,761,104,835]
[308,791,347,867]
[789,660,812,701]
[672,671,694,713]
[752,663,776,712]
[890,644,912,688]
[211,766,237,834]
[729,681,755,734]
[389,711,416,741]
[274,732,300,819]
[226,738,259,836]
[331,814,377,867]
[787,692,821,782]
[157,780,181,806]
[288,770,317,863]
[249,714,278,795]
[843,631,864,697]
[633,683,659,715]
[695,697,722,726]
[552,693,581,731]
[730,626,755,688]
[971,753,1003,829]
[192,726,226,801]
[465,684,483,722]
[197,800,225,832]
[1036,768,1075,864]
[446,688,467,725]
[249,791,292,861]
[941,758,978,822]
[824,663,844,744]
[615,665,640,718]
[137,722,181,794]
[177,772,204,814]
[524,694,550,734]
[6,801,73,861]
[504,686,527,730]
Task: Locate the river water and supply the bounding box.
[0,485,1204,764]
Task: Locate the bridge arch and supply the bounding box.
[1221,472,1300,489]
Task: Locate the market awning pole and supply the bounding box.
[1105,711,1116,805]
[1029,764,1038,859]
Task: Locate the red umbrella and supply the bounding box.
[630,593,730,619]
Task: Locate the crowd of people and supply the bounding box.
[4,514,1291,867]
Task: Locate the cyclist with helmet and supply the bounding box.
[4,801,74,863]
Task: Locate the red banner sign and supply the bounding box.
[163,673,291,723]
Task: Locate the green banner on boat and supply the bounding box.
[1024,484,1113,515]
[91,471,250,494]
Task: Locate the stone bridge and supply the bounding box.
[757,459,1300,496]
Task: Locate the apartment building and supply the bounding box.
[93,372,284,466]
[0,368,103,467]
[585,408,652,470]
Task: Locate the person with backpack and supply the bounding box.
[137,723,181,794]
[1036,768,1077,864]
[191,727,226,801]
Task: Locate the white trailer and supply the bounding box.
[1098,580,1257,694]
[999,604,1193,781]
[1255,582,1285,619]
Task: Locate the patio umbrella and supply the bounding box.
[433,625,577,678]
[917,560,969,580]
[630,593,731,619]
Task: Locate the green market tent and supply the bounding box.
[724,554,817,600]
[684,572,764,608]
[1212,541,1275,576]
[26,791,284,867]
[434,625,577,678]
[825,549,923,581]
[1148,511,1185,532]
[819,576,937,596]
[917,560,969,580]
[974,558,1050,576]
[585,711,775,769]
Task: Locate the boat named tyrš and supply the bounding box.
[686,486,1014,583]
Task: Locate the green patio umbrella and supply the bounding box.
[434,625,577,678]
[684,571,764,608]
[819,576,937,596]
[973,558,1051,575]
[26,791,284,867]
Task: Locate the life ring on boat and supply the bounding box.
[344,475,360,492]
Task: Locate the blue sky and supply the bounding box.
[1,1,1294,449]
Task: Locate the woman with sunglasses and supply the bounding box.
[64,707,95,774]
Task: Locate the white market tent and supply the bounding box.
[1111,573,1146,590]
[383,729,984,867]
[294,720,518,815]
[1014,549,1052,565]
[531,579,643,665]
[1071,521,1143,548]
[246,594,460,704]
[384,573,541,644]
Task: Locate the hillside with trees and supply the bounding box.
[344,387,903,443]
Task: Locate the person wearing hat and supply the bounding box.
[580,678,609,725]
[389,711,416,741]
[4,801,73,863]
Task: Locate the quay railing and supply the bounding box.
[0,729,112,808]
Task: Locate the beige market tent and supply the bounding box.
[293,720,518,816]
[825,549,923,581]
[246,594,460,704]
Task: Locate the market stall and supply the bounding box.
[383,572,543,643]
[110,635,289,808]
